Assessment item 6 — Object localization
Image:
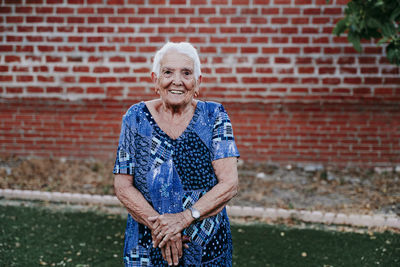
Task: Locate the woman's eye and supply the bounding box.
[163,71,172,77]
[184,71,191,76]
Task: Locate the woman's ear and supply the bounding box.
[197,75,202,85]
[151,72,158,83]
[151,72,160,94]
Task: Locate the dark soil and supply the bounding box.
[1,155,399,216]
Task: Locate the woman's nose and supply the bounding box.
[172,73,183,86]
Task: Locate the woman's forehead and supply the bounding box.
[160,50,194,69]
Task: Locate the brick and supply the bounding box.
[274,0,290,4]
[220,7,236,15]
[199,8,216,14]
[339,66,356,74]
[0,1,399,167]
[283,47,300,54]
[318,67,335,74]
[324,8,342,15]
[0,45,13,52]
[344,77,362,84]
[47,17,63,23]
[261,8,279,15]
[262,47,279,53]
[312,17,330,24]
[292,17,309,24]
[232,0,249,5]
[0,76,13,82]
[107,0,124,4]
[304,8,321,15]
[199,27,216,34]
[241,47,258,53]
[78,7,94,14]
[301,28,319,35]
[0,7,12,13]
[16,7,33,13]
[271,17,288,24]
[7,16,23,23]
[272,37,289,43]
[242,9,258,16]
[292,37,309,43]
[283,8,300,15]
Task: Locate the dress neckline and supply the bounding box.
[142,101,201,141]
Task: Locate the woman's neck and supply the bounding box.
[159,100,196,119]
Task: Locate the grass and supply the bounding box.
[1,204,399,267]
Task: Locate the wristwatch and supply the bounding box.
[189,207,200,220]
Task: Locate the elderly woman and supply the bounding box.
[113,42,240,266]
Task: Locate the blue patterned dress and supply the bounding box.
[113,100,240,266]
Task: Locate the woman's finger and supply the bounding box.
[182,235,191,243]
[158,233,170,248]
[176,237,183,259]
[153,229,167,248]
[165,243,172,266]
[171,241,180,266]
[148,215,158,222]
[161,246,166,261]
[152,225,161,237]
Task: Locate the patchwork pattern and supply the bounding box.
[150,136,173,169]
[124,246,150,267]
[113,148,134,175]
[183,191,222,247]
[133,133,151,201]
[113,101,239,267]
[173,131,217,190]
[212,106,234,141]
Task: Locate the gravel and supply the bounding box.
[1,155,399,216]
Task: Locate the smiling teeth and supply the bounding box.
[170,90,183,94]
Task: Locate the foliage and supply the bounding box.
[331,0,400,65]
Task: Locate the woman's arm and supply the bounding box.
[115,174,187,265]
[114,174,160,228]
[149,156,239,247]
[188,156,239,219]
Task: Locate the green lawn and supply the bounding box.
[0,204,399,267]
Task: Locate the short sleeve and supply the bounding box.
[113,115,135,175]
[211,104,240,161]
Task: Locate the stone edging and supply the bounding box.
[1,189,399,229]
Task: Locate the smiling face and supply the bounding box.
[152,49,201,109]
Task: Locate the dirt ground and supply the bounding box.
[1,155,399,216]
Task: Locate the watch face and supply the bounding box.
[193,209,200,219]
[191,207,200,219]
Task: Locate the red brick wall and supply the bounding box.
[1,1,399,166]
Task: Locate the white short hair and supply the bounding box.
[152,42,201,79]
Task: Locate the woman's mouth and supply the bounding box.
[169,90,184,95]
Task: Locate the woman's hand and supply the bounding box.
[160,233,185,266]
[149,211,192,248]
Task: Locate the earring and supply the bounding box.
[194,91,199,97]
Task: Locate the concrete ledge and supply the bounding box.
[1,188,399,229]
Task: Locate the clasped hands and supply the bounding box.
[148,211,192,266]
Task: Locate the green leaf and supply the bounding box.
[377,36,390,45]
[348,31,362,52]
[333,19,348,36]
[389,7,400,21]
[366,18,382,29]
[374,0,384,8]
[381,22,396,37]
